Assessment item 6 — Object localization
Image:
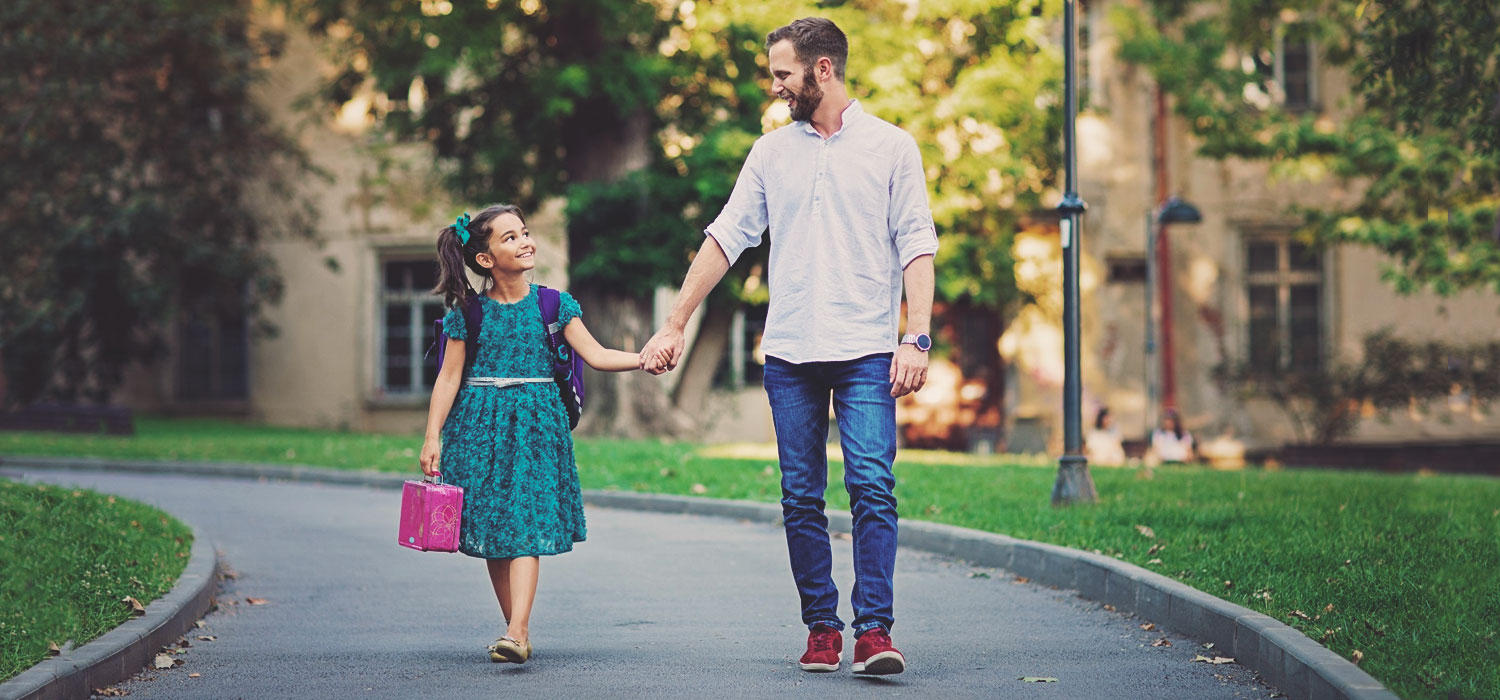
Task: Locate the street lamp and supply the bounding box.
[1144,196,1202,438]
[1051,0,1093,506]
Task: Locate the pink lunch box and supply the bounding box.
[398,474,464,553]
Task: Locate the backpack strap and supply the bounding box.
[537,285,562,333]
[459,294,483,376]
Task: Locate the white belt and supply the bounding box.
[463,377,554,388]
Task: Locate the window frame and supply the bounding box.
[1274,22,1318,112]
[375,256,447,399]
[1243,236,1326,375]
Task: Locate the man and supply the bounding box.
[640,17,936,676]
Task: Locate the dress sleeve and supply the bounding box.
[442,305,467,341]
[558,291,583,329]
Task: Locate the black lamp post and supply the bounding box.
[1051,0,1094,506]
[1144,196,1203,435]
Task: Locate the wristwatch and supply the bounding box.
[900,333,932,352]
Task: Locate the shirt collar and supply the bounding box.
[799,98,864,139]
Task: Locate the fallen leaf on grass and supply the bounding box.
[153,654,176,670]
[1351,650,1364,665]
[1287,610,1313,622]
[1146,558,1163,566]
[47,642,61,656]
[122,597,145,615]
[1360,619,1386,637]
[1192,655,1235,665]
[1151,638,1172,647]
[1223,580,1234,589]
[188,673,201,678]
[1323,603,1335,614]
[1135,525,1156,539]
[1018,677,1059,683]
[245,597,268,606]
[689,483,708,495]
[1147,544,1163,556]
[1319,628,1338,642]
[1140,623,1156,631]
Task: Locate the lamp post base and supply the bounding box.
[1051,454,1098,506]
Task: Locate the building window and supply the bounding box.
[1246,238,1323,375]
[381,259,445,395]
[1107,255,1147,283]
[177,304,249,401]
[1277,23,1316,111]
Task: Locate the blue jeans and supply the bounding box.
[764,353,898,637]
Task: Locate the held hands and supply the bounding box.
[889,344,929,398]
[419,438,440,477]
[639,326,686,375]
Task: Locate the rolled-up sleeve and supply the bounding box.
[888,135,939,267]
[704,140,769,266]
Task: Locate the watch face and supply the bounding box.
[916,334,932,351]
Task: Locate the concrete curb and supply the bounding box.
[1,454,1397,700]
[0,518,220,700]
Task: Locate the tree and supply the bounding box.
[292,0,1063,433]
[0,0,309,406]
[1114,0,1500,296]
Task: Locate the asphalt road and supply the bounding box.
[17,470,1276,700]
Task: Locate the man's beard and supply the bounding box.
[787,66,823,122]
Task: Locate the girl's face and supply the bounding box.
[477,213,535,274]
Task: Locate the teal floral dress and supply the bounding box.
[439,284,586,559]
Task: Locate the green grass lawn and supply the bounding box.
[0,479,192,682]
[3,417,1497,700]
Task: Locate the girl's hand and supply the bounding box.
[419,439,440,477]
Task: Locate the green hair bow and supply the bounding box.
[455,212,472,245]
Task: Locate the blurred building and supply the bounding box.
[117,1,1499,454]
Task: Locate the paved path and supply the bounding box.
[16,470,1275,699]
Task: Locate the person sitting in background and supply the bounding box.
[1149,409,1195,464]
[1085,407,1126,466]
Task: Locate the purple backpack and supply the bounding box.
[427,287,585,430]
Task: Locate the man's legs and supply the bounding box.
[763,356,843,631]
[830,354,899,637]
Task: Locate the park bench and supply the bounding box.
[0,403,135,436]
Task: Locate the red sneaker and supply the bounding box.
[799,624,843,672]
[851,628,905,675]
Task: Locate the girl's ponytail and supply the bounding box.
[435,225,473,308]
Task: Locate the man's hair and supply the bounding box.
[765,17,848,81]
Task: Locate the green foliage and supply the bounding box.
[0,0,311,405]
[0,479,192,681]
[1114,0,1500,295]
[1218,331,1500,443]
[293,0,1062,308]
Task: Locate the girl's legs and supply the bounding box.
[504,557,540,644]
[485,559,514,624]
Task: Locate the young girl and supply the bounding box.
[418,203,640,664]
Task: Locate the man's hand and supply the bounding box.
[640,326,686,375]
[889,344,929,397]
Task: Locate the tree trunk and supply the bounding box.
[571,290,692,438]
[670,294,736,416]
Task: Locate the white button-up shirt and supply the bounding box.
[705,100,939,364]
